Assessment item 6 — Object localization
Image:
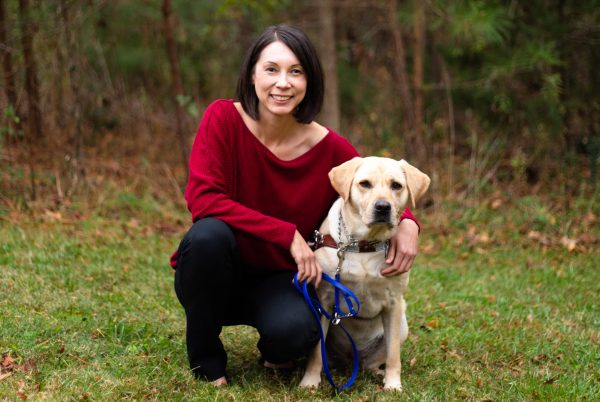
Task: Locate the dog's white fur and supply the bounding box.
[299,156,430,390]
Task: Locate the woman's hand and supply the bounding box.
[381,219,419,276]
[290,230,322,288]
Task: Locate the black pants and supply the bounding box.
[174,218,320,381]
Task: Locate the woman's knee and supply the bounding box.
[174,218,239,303]
[258,309,320,361]
[180,218,236,255]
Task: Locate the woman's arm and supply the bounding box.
[184,100,297,250]
[380,208,420,276]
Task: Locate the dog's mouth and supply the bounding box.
[370,209,393,226]
[368,218,393,228]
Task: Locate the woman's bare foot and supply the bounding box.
[209,376,228,386]
[263,360,293,369]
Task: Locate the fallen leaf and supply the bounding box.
[478,232,491,244]
[91,329,105,339]
[126,218,140,229]
[447,349,462,360]
[43,210,63,222]
[527,231,551,246]
[560,236,577,252]
[1,355,14,369]
[583,212,597,224]
[156,222,180,235]
[578,233,597,244]
[426,319,439,328]
[421,240,436,255]
[21,359,37,374]
[476,378,483,387]
[490,198,503,209]
[467,225,477,238]
[410,356,417,367]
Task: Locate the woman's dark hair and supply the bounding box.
[236,25,324,124]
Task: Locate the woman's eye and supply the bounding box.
[391,181,403,190]
[359,180,372,189]
[265,67,277,73]
[291,69,304,75]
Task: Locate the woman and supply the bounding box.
[172,25,420,386]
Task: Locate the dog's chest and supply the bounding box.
[317,249,406,318]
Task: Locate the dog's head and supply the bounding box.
[329,157,430,236]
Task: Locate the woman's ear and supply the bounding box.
[329,157,363,201]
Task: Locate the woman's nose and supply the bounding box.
[276,73,291,88]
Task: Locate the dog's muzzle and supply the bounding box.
[371,200,392,224]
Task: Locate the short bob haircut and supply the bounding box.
[236,25,324,124]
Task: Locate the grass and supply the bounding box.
[1,188,599,401]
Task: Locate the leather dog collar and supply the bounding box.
[309,230,390,254]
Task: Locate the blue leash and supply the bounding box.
[293,272,361,391]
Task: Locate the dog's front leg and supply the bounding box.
[299,315,330,388]
[381,298,406,390]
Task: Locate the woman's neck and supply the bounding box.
[252,107,302,146]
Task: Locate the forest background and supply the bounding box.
[1,0,599,400]
[2,0,599,205]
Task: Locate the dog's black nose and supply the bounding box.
[374,200,391,213]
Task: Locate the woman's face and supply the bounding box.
[252,41,307,120]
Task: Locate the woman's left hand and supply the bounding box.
[381,219,419,276]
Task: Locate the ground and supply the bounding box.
[1,189,599,400]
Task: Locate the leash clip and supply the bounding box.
[308,230,324,249]
[331,312,342,326]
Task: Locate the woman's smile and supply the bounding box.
[252,41,307,119]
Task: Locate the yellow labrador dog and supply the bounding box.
[299,156,430,390]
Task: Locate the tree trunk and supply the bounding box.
[412,0,425,157]
[18,0,42,139]
[162,0,190,178]
[388,0,419,160]
[433,42,455,193]
[60,0,85,186]
[316,0,340,132]
[0,0,18,112]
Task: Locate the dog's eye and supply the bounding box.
[391,181,403,190]
[359,180,372,189]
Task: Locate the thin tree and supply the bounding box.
[387,0,426,162]
[162,0,190,177]
[316,0,340,132]
[412,0,425,153]
[60,0,85,186]
[18,0,42,139]
[1,0,18,112]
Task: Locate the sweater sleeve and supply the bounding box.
[399,208,421,232]
[184,101,297,249]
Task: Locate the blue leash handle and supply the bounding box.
[293,273,361,391]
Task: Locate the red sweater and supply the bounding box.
[172,99,416,272]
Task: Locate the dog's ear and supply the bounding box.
[399,159,431,208]
[329,157,363,201]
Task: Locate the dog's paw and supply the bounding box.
[299,374,321,388]
[383,378,402,391]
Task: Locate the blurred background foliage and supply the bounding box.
[0,0,599,207]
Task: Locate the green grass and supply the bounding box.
[1,193,599,401]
